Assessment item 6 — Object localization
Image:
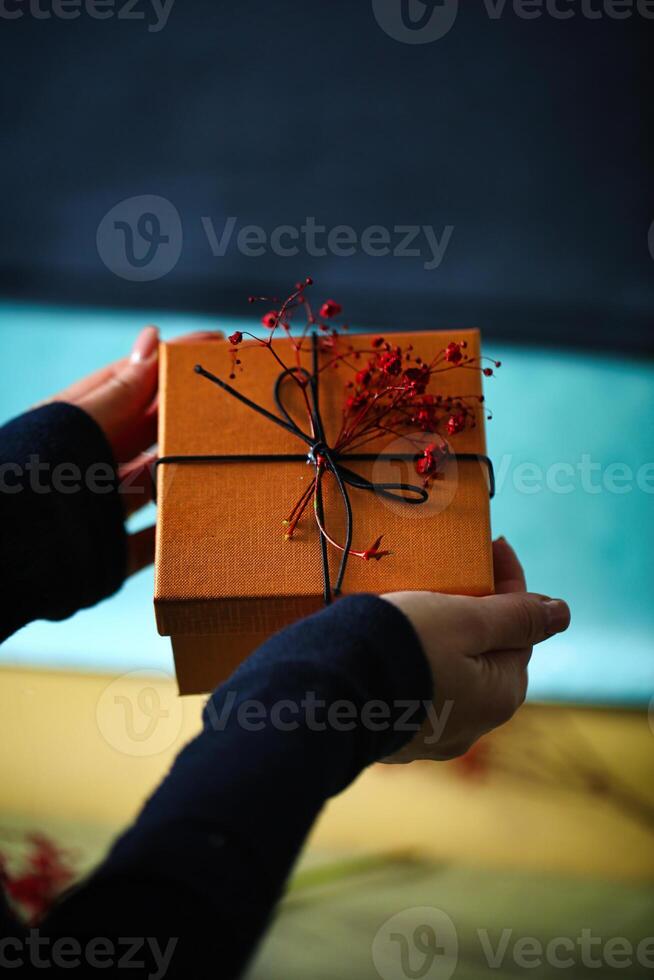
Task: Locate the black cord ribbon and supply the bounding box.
[156,333,494,604]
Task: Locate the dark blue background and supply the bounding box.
[1,1,652,350]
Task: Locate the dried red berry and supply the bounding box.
[403,365,430,393]
[320,300,342,319]
[228,331,243,346]
[444,341,464,364]
[447,414,466,435]
[262,311,278,329]
[378,349,402,376]
[414,407,435,431]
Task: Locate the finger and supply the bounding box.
[118,451,156,517]
[39,328,223,410]
[476,592,571,652]
[77,327,160,462]
[493,537,527,594]
[145,329,224,415]
[33,357,127,410]
[127,525,156,577]
[45,325,159,405]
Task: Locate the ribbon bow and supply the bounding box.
[157,332,494,604]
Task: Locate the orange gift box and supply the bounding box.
[154,330,494,694]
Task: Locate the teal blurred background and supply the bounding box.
[0,301,652,706]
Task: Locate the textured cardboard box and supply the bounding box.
[154,330,493,694]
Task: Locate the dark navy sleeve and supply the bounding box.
[0,403,127,641]
[0,403,432,978]
[42,596,433,978]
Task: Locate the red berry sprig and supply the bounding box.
[225,280,500,565]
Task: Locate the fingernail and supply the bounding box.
[542,599,570,635]
[130,326,159,363]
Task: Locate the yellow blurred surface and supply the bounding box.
[1,666,653,881]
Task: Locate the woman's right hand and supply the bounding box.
[381,537,570,762]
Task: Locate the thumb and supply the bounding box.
[477,593,570,651]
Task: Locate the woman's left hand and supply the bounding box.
[47,325,221,577]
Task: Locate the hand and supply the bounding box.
[380,537,570,762]
[47,324,222,577]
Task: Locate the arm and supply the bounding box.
[40,552,569,980]
[0,331,428,972]
[0,325,219,641]
[41,594,433,978]
[0,401,127,640]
